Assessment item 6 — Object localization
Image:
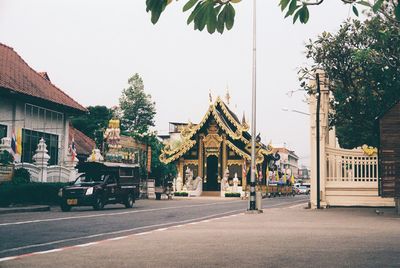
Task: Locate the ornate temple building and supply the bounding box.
[160,97,275,193]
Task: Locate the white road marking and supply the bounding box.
[75,242,99,247]
[287,202,308,209]
[0,257,18,262]
[0,198,307,259]
[35,248,64,254]
[0,200,244,227]
[0,209,243,255]
[155,228,168,232]
[135,232,152,236]
[107,236,128,241]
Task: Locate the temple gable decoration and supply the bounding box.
[203,121,223,157]
[160,96,274,193]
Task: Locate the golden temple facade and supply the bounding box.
[160,97,273,192]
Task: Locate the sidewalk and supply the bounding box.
[0,205,50,214]
[2,205,399,267]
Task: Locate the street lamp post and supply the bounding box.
[316,73,321,209]
[248,0,257,211]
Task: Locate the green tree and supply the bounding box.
[145,0,400,34]
[119,74,156,136]
[145,133,177,185]
[71,106,113,148]
[299,15,400,148]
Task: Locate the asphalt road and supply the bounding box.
[0,195,308,259]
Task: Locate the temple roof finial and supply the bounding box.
[209,89,213,105]
[225,85,230,105]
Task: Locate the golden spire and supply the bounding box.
[225,86,231,105]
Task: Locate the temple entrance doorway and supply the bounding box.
[205,155,219,191]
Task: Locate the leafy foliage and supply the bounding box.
[146,0,399,34]
[0,182,67,206]
[299,16,400,148]
[139,133,177,185]
[174,191,189,196]
[71,106,113,148]
[12,168,31,185]
[119,74,156,136]
[0,150,14,165]
[225,192,241,197]
[146,0,240,34]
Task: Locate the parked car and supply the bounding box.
[295,185,310,195]
[58,162,139,211]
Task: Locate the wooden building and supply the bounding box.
[160,97,274,192]
[379,101,400,200]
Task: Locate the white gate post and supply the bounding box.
[309,71,330,209]
[32,138,50,182]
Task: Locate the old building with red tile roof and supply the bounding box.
[0,43,86,113]
[0,43,87,168]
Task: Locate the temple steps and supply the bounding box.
[201,191,220,197]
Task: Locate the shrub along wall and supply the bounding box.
[0,182,67,206]
[174,192,189,196]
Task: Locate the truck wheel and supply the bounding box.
[61,203,71,212]
[93,196,105,210]
[124,194,134,208]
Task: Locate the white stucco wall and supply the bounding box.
[0,96,70,165]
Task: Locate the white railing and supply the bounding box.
[15,163,77,183]
[326,146,378,186]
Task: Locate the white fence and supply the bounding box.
[309,72,394,208]
[1,137,78,183]
[326,147,378,185]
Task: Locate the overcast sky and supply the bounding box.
[0,0,356,166]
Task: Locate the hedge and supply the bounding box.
[174,192,189,196]
[0,182,67,206]
[225,192,241,197]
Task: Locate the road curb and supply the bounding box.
[0,205,50,214]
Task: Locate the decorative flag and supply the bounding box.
[275,171,279,182]
[283,172,287,183]
[242,160,247,179]
[16,129,22,155]
[69,137,77,162]
[291,174,295,184]
[147,146,152,173]
[11,131,17,155]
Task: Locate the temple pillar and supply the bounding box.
[198,135,204,178]
[178,158,184,183]
[222,135,227,176]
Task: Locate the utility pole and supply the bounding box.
[249,0,257,211]
[316,73,321,209]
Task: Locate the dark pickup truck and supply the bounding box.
[58,162,140,211]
